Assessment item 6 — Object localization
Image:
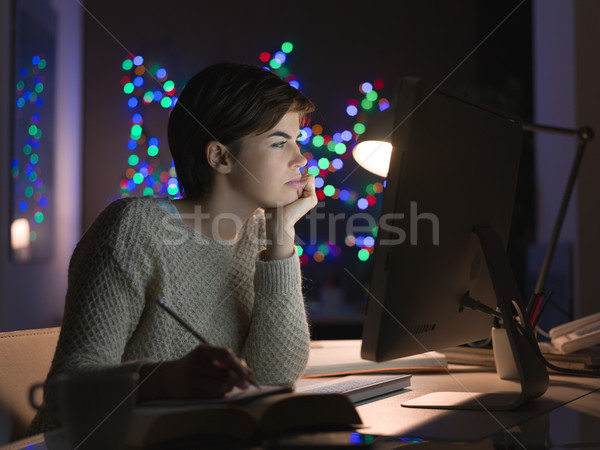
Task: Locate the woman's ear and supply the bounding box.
[205,141,233,174]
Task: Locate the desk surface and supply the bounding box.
[353,366,600,446]
[3,366,599,449]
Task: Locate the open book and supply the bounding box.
[304,340,448,377]
[128,385,362,448]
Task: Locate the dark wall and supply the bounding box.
[82,0,492,227]
[81,1,533,337]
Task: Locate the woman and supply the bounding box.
[30,62,317,433]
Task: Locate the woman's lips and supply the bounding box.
[285,180,302,189]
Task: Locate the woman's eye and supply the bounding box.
[272,141,286,148]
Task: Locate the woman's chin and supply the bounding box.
[263,194,298,209]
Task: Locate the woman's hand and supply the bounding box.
[264,170,318,260]
[139,344,254,401]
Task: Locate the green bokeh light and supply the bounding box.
[358,248,370,261]
[163,80,175,91]
[130,124,142,139]
[308,166,320,176]
[278,66,289,78]
[318,158,330,170]
[361,99,373,110]
[160,97,171,108]
[122,59,133,70]
[334,143,346,155]
[323,185,335,197]
[353,123,366,135]
[128,154,140,166]
[312,135,324,147]
[281,42,293,53]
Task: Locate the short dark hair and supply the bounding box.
[167,63,315,199]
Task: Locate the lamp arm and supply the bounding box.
[522,123,594,141]
[523,123,594,318]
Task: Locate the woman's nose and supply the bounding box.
[292,148,307,168]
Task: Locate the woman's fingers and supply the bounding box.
[285,174,317,223]
[186,366,247,397]
[299,173,315,197]
[189,345,252,389]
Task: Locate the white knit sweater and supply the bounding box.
[30,196,310,433]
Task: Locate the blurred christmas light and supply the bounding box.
[118,44,387,263]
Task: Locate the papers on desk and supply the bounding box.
[442,344,600,372]
[303,340,448,377]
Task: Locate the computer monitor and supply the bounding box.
[360,77,548,410]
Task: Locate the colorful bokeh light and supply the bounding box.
[118,44,387,265]
[120,54,180,198]
[12,53,50,244]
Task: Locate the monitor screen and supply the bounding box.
[361,77,523,363]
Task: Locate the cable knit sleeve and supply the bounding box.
[240,211,310,386]
[44,200,155,386]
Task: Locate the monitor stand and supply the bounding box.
[402,226,549,411]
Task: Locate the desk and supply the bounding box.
[353,367,600,447]
[3,367,599,449]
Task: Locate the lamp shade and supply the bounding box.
[352,109,393,177]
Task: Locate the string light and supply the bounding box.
[117,45,387,264]
[119,54,182,198]
[11,53,52,254]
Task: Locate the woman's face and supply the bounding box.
[227,111,307,209]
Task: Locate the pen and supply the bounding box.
[156,299,260,390]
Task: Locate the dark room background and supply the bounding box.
[4,0,600,334]
[80,0,533,337]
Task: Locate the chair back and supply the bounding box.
[0,327,60,441]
